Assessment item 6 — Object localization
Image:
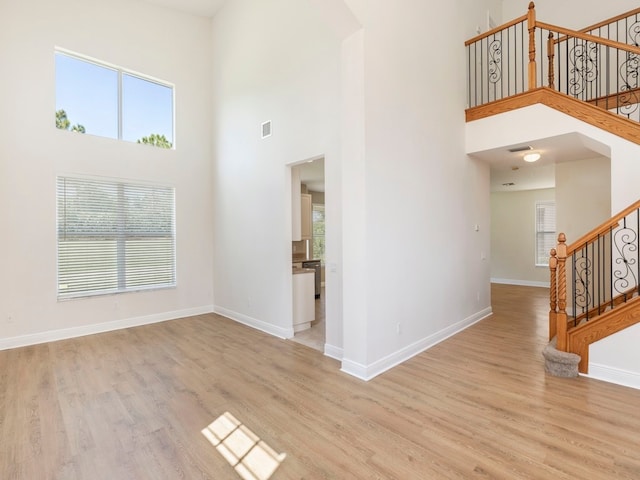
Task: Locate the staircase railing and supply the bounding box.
[579,7,640,42]
[549,199,640,373]
[466,2,640,124]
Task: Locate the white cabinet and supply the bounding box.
[292,270,315,332]
[301,193,312,241]
[291,166,312,241]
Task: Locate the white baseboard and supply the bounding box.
[585,363,640,390]
[324,343,343,361]
[0,305,214,351]
[213,305,294,339]
[491,278,550,288]
[341,306,493,381]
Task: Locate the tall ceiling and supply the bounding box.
[142,0,229,17]
[140,1,611,195]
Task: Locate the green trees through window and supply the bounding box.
[312,204,325,264]
[55,50,174,148]
[57,176,176,298]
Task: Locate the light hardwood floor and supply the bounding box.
[2,284,640,479]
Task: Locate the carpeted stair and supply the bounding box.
[542,337,580,377]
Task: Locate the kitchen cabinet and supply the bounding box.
[301,193,312,240]
[292,269,315,332]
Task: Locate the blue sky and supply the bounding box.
[55,52,174,144]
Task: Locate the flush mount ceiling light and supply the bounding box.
[523,152,541,162]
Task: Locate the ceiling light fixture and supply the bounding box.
[524,152,541,162]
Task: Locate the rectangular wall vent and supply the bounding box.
[261,120,272,139]
[508,145,532,153]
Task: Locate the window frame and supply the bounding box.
[312,203,325,265]
[535,201,557,267]
[56,175,177,300]
[55,47,176,148]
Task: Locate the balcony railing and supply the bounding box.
[465,2,640,124]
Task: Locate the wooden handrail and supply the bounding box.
[566,198,640,255]
[578,7,640,34]
[464,14,528,46]
[551,199,640,371]
[539,20,640,57]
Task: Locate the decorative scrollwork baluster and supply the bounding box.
[574,253,591,313]
[488,39,502,85]
[569,40,598,98]
[619,52,640,118]
[613,227,638,295]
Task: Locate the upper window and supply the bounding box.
[57,176,176,299]
[535,201,556,266]
[55,50,174,148]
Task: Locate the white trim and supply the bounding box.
[341,307,493,381]
[213,305,294,339]
[324,343,343,360]
[491,278,550,288]
[584,363,640,390]
[0,305,213,351]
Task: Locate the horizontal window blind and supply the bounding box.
[57,176,175,299]
[536,201,556,266]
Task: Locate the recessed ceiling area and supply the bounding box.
[469,132,611,192]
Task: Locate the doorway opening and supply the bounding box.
[290,157,326,352]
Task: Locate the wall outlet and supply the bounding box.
[397,323,402,334]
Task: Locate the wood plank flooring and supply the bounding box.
[2,284,640,479]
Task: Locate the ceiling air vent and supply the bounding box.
[508,145,532,153]
[261,120,272,139]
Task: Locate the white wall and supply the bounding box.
[0,0,213,347]
[491,188,555,286]
[555,157,611,243]
[339,0,493,378]
[211,0,494,379]
[210,0,348,345]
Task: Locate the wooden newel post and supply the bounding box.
[555,233,568,351]
[549,248,557,340]
[547,31,555,89]
[527,1,537,90]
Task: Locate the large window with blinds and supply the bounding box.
[535,201,556,266]
[56,176,176,299]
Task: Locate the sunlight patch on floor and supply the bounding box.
[202,412,286,480]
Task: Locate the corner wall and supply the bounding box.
[466,104,640,389]
[210,0,347,345]
[0,0,214,347]
[491,188,555,287]
[340,0,493,378]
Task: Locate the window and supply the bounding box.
[536,201,556,266]
[312,204,325,264]
[57,176,176,299]
[55,49,174,148]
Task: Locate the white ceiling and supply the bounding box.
[138,2,611,195]
[142,0,228,17]
[469,132,611,192]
